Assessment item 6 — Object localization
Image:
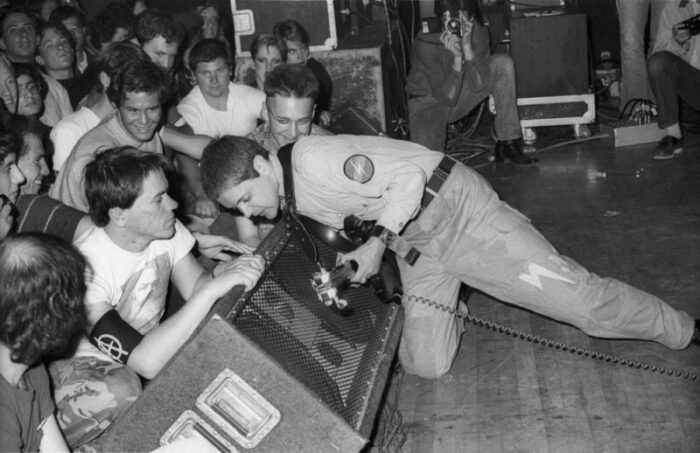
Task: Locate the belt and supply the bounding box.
[420,156,457,210]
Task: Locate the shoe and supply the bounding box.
[692,319,700,347]
[652,136,683,160]
[494,139,538,166]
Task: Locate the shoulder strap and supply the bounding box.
[276,142,296,212]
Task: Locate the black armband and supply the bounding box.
[89,310,144,365]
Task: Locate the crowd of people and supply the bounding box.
[1,0,699,451]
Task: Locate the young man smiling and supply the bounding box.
[50,59,166,212]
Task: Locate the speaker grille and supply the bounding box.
[227,220,401,434]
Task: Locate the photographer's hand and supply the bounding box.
[460,11,476,62]
[673,24,691,48]
[441,31,463,71]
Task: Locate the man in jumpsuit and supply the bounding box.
[199,134,700,379]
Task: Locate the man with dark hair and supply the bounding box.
[134,9,185,73]
[175,37,265,218]
[50,146,264,448]
[0,232,88,452]
[50,4,95,74]
[0,131,25,239]
[50,59,168,211]
[0,6,38,64]
[50,41,151,171]
[406,0,535,165]
[200,134,700,380]
[89,2,133,52]
[36,21,89,108]
[273,19,333,125]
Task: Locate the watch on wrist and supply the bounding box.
[370,225,397,246]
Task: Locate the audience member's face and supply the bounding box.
[285,40,309,65]
[142,35,179,72]
[267,95,314,147]
[0,12,38,62]
[121,169,178,241]
[0,152,25,203]
[217,157,280,220]
[38,28,75,72]
[195,58,230,99]
[39,0,60,22]
[16,74,42,116]
[61,16,86,49]
[198,6,220,39]
[116,91,162,143]
[0,54,17,112]
[253,45,282,90]
[17,133,49,195]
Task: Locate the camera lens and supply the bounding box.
[445,18,461,34]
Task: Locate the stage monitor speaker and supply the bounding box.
[508,8,588,97]
[92,213,404,452]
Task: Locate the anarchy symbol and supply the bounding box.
[95,334,128,363]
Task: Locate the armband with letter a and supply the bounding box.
[89,310,144,365]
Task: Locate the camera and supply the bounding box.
[678,13,700,36]
[420,16,462,37]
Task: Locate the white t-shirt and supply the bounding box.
[50,106,101,172]
[73,220,195,362]
[176,82,265,137]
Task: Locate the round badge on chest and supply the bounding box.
[343,154,374,184]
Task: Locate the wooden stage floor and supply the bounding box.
[396,131,700,453]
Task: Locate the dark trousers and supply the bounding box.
[648,50,700,128]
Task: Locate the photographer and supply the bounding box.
[406,0,535,165]
[647,2,700,160]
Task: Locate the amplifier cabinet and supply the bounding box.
[92,213,404,452]
[508,7,589,97]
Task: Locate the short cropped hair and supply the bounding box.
[90,41,151,93]
[106,58,169,107]
[49,5,87,28]
[273,19,309,47]
[0,233,87,365]
[84,146,170,227]
[188,37,231,74]
[249,33,286,61]
[12,62,48,101]
[200,136,269,201]
[264,63,319,101]
[0,130,22,163]
[134,9,185,47]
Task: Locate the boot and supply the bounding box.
[494,139,538,166]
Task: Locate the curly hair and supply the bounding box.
[106,58,170,107]
[0,233,88,365]
[134,9,185,46]
[90,2,133,49]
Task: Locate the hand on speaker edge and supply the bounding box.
[208,254,265,296]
